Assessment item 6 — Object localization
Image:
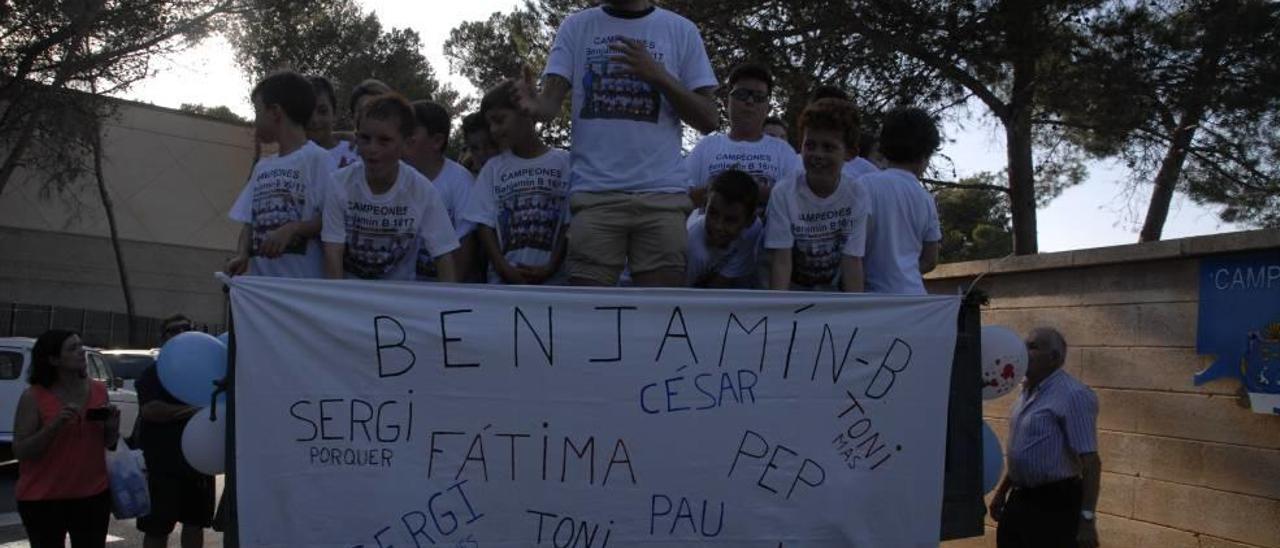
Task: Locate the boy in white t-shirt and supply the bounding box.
[805,85,880,182]
[765,98,870,292]
[404,100,479,281]
[462,80,572,285]
[321,94,460,281]
[226,71,333,279]
[304,75,354,173]
[862,107,943,295]
[685,63,799,215]
[327,79,392,171]
[763,116,789,143]
[515,0,720,287]
[461,112,500,176]
[687,169,762,288]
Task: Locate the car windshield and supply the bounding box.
[103,354,154,380]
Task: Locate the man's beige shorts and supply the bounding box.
[566,191,693,285]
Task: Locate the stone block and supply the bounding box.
[1100,390,1280,450]
[1082,347,1238,396]
[1180,229,1280,257]
[1134,478,1280,547]
[1095,513,1198,548]
[1098,472,1136,518]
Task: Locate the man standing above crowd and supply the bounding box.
[990,327,1101,548]
[516,0,719,288]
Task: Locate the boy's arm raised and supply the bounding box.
[433,253,459,283]
[514,66,571,123]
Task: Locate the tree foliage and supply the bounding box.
[225,0,465,128]
[933,173,1014,263]
[1,0,244,195]
[180,102,248,124]
[1044,0,1280,234]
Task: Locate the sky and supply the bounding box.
[121,0,1241,253]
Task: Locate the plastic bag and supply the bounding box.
[106,445,151,519]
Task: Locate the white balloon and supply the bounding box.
[181,407,226,475]
[981,326,1028,400]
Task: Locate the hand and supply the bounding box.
[1077,518,1098,548]
[515,264,554,285]
[53,403,81,428]
[225,255,250,276]
[259,222,299,258]
[178,406,200,420]
[988,490,1008,522]
[511,64,543,119]
[499,263,529,285]
[608,38,670,85]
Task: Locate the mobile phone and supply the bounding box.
[86,407,111,421]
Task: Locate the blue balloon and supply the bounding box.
[216,332,229,346]
[982,421,1004,494]
[158,332,228,407]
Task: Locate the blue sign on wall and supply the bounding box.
[1195,250,1280,414]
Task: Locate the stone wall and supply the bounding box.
[0,99,254,328]
[936,229,1280,548]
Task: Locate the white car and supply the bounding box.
[0,337,140,457]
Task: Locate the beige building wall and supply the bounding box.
[0,99,256,326]
[937,230,1280,548]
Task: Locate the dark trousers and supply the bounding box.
[997,478,1083,548]
[17,490,111,548]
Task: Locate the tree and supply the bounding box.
[933,173,1015,263]
[443,1,578,147]
[180,103,248,124]
[226,0,465,128]
[1044,0,1280,236]
[1,0,245,195]
[2,0,247,344]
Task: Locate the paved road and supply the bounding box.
[0,461,224,547]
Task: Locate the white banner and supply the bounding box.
[228,276,960,547]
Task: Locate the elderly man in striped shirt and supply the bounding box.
[989,327,1102,548]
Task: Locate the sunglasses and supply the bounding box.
[729,88,770,105]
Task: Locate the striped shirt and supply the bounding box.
[1006,368,1099,487]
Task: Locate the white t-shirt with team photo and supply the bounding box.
[228,141,333,279]
[321,162,461,281]
[461,149,573,283]
[764,172,871,290]
[414,159,477,280]
[686,133,800,192]
[686,216,762,288]
[544,6,718,194]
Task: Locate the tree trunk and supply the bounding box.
[91,122,138,346]
[1002,0,1040,255]
[1137,2,1230,242]
[1139,113,1202,242]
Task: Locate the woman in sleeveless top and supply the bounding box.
[11,330,120,548]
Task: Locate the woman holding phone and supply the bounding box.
[11,329,119,548]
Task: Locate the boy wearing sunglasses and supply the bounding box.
[684,63,800,218]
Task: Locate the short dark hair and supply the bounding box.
[857,129,879,159]
[29,330,81,388]
[708,169,759,215]
[764,116,786,128]
[728,63,773,92]
[878,107,941,164]
[349,79,392,115]
[800,98,861,152]
[251,71,316,128]
[462,112,489,136]
[809,85,849,103]
[307,75,338,110]
[410,100,451,154]
[361,93,416,138]
[479,80,521,118]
